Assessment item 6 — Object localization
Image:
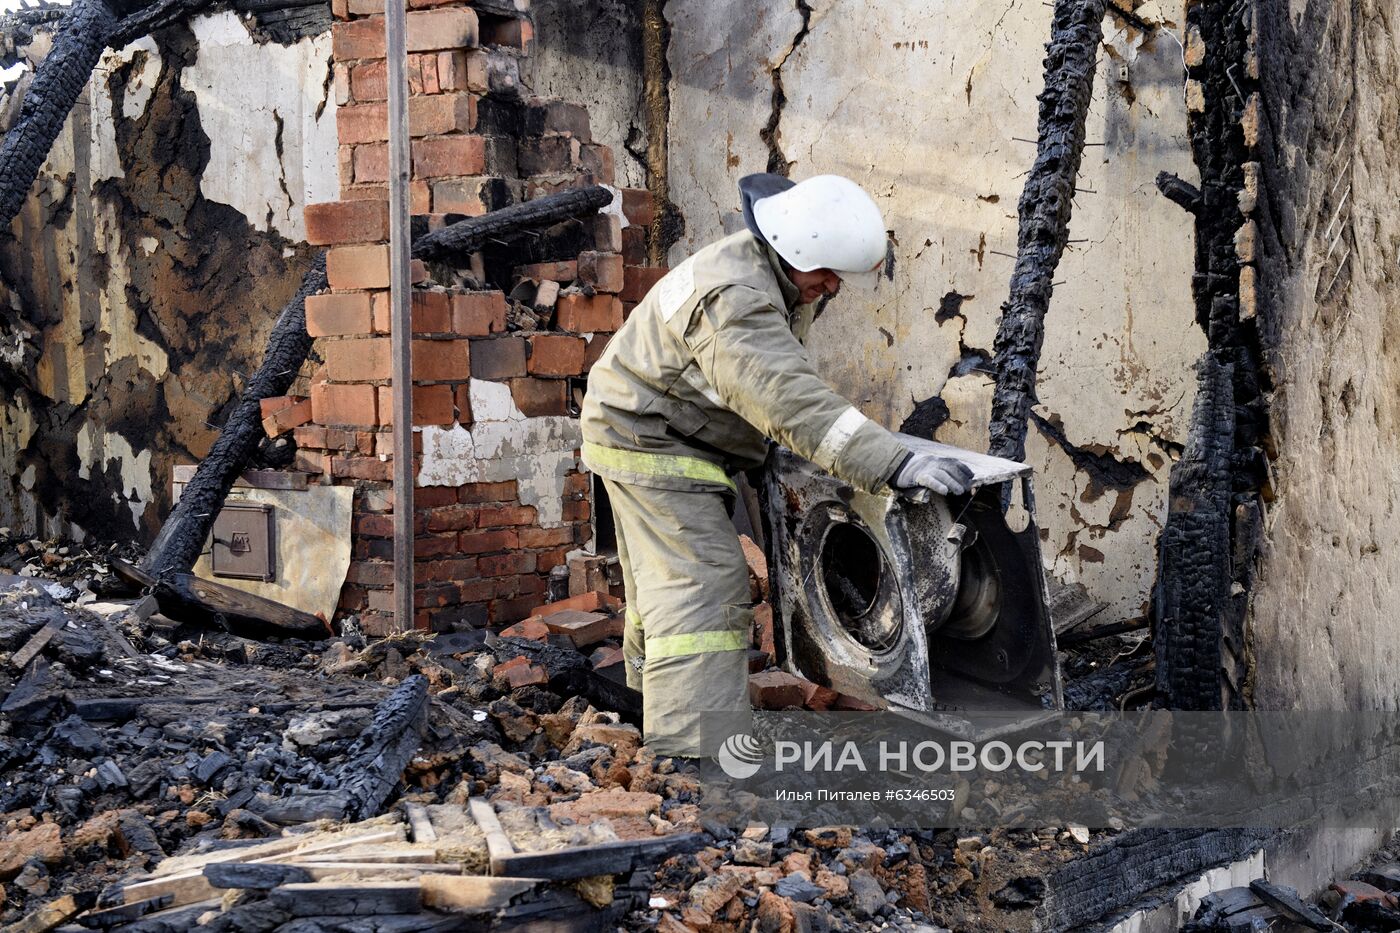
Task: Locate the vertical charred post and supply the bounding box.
[0,0,119,229]
[641,0,682,263]
[1152,0,1268,710]
[139,256,326,579]
[987,0,1107,464]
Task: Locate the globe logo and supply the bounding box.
[717,733,764,779]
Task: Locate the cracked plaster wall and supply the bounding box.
[1247,1,1400,710]
[0,13,336,543]
[664,0,1203,622]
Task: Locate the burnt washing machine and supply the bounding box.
[763,435,1062,728]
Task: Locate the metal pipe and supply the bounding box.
[385,0,413,633]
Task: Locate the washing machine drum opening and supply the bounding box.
[819,522,901,652]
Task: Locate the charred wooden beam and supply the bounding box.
[1155,170,1202,215]
[332,673,428,821]
[0,0,118,230]
[411,185,613,264]
[0,0,221,231]
[986,0,1107,463]
[1152,354,1236,710]
[140,256,325,579]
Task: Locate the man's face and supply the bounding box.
[789,267,843,304]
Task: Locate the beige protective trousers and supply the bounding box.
[602,477,754,758]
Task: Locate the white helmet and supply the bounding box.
[752,174,887,277]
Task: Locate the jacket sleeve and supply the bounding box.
[684,285,909,493]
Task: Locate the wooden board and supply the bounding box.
[0,892,96,933]
[10,616,67,669]
[403,803,436,844]
[156,572,330,639]
[269,881,422,917]
[419,875,542,914]
[466,799,515,870]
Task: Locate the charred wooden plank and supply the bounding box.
[419,876,542,914]
[268,882,421,917]
[0,891,98,933]
[986,0,1108,464]
[411,185,613,263]
[203,862,313,890]
[9,615,67,669]
[332,674,429,821]
[1247,879,1331,930]
[150,572,329,639]
[140,257,326,582]
[488,833,704,881]
[74,895,173,929]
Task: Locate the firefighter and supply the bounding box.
[580,173,972,757]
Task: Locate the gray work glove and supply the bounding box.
[891,452,974,497]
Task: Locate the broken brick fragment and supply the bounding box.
[748,670,807,710]
[498,618,550,642]
[262,397,313,437]
[539,609,619,648]
[491,655,548,688]
[531,590,622,617]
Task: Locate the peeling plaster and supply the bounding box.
[77,421,155,529]
[664,0,1199,621]
[418,380,582,527]
[181,12,336,240]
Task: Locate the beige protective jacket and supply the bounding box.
[581,230,909,495]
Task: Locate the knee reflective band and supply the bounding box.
[582,442,736,492]
[626,607,643,631]
[646,629,747,658]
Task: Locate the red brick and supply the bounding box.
[412,135,486,179]
[406,8,479,51]
[417,558,478,583]
[458,529,519,553]
[749,670,808,710]
[578,251,624,293]
[294,448,326,474]
[262,397,313,437]
[562,498,590,522]
[332,455,392,480]
[376,384,455,426]
[622,265,668,303]
[312,382,378,427]
[753,601,776,656]
[414,338,471,381]
[338,95,476,146]
[347,560,395,586]
[523,98,591,139]
[556,293,623,333]
[294,424,328,448]
[439,50,486,93]
[414,533,458,558]
[800,680,840,711]
[353,144,388,184]
[418,53,441,94]
[471,337,527,380]
[412,93,477,136]
[339,584,368,611]
[531,590,623,617]
[509,377,568,416]
[580,144,614,184]
[621,187,655,227]
[621,225,646,265]
[519,260,576,282]
[535,545,573,573]
[453,384,472,424]
[327,244,391,290]
[304,199,389,246]
[425,504,477,532]
[479,552,536,577]
[516,136,577,176]
[493,656,548,687]
[452,291,506,335]
[260,396,297,419]
[478,504,537,527]
[458,480,517,502]
[539,610,619,648]
[527,334,585,377]
[355,513,395,537]
[332,17,385,60]
[583,333,611,372]
[410,289,454,333]
[307,292,374,337]
[590,213,622,253]
[518,526,574,548]
[325,337,391,381]
[371,291,391,332]
[349,60,387,102]
[430,177,493,215]
[332,0,348,19]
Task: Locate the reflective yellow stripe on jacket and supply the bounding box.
[647,629,747,658]
[582,441,736,493]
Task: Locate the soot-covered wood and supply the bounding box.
[987,0,1107,464]
[411,184,613,263]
